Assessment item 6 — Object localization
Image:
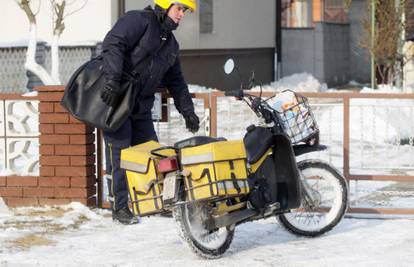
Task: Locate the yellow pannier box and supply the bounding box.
[181,140,249,201]
[121,141,167,217]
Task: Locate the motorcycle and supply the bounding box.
[120,59,348,258]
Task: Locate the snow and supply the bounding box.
[0,40,32,48]
[56,41,98,47]
[348,80,364,87]
[266,72,329,92]
[188,84,218,93]
[0,198,11,218]
[189,72,328,93]
[251,73,328,92]
[0,203,413,266]
[361,84,404,93]
[0,40,97,48]
[21,91,38,97]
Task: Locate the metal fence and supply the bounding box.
[0,45,95,93]
[155,94,210,144]
[0,89,412,214]
[95,91,414,215]
[297,92,414,215]
[44,46,93,85]
[0,47,28,93]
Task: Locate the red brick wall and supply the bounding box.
[0,86,97,207]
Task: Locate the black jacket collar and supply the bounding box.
[146,5,178,33]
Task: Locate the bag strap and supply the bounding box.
[130,35,169,77]
[135,179,157,195]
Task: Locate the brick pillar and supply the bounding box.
[36,86,97,207]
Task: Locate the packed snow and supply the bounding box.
[0,202,413,266]
[254,72,329,92]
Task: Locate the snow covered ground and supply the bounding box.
[0,202,413,266]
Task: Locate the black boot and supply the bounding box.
[112,207,140,225]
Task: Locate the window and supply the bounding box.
[324,0,343,8]
[282,0,313,28]
[200,0,213,34]
[282,0,348,27]
[324,0,348,23]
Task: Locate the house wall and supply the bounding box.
[180,48,275,91]
[348,0,370,84]
[0,0,116,45]
[281,28,317,79]
[321,23,350,85]
[282,22,350,87]
[282,0,370,87]
[125,0,276,50]
[125,0,276,89]
[1,0,275,92]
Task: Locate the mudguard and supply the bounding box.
[246,130,302,210]
[273,134,302,210]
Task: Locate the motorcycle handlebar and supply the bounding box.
[224,90,244,98]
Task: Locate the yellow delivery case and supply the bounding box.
[121,141,167,217]
[180,140,249,201]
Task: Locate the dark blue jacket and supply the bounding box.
[101,6,194,120]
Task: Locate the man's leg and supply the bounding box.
[131,118,158,146]
[103,118,138,224]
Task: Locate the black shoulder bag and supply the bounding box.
[60,37,167,132]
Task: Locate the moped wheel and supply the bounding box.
[173,201,234,259]
[278,160,348,237]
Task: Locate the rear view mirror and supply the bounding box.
[224,59,235,75]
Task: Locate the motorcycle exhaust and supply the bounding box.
[205,208,258,231]
[205,202,281,231]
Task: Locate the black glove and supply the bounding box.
[183,112,200,133]
[101,80,122,107]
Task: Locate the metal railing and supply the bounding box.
[97,91,414,215]
[0,45,95,93]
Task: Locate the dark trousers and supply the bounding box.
[103,117,158,211]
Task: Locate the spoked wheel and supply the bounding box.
[278,160,348,237]
[173,200,234,259]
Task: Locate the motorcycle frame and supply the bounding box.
[163,93,325,230]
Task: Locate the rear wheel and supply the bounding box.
[278,160,348,237]
[173,201,234,259]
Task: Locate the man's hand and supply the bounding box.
[101,80,122,107]
[184,112,200,133]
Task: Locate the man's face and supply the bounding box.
[167,4,188,24]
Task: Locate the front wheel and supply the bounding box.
[278,160,348,237]
[173,201,235,259]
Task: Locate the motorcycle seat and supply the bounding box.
[174,136,227,150]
